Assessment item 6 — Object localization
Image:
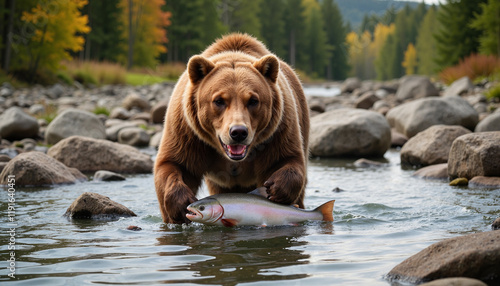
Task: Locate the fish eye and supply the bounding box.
[199,206,205,211]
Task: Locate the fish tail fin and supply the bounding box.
[314,200,335,221]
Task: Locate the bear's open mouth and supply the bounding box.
[219,138,248,161]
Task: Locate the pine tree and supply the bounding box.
[259,0,287,59]
[402,43,417,75]
[304,1,330,78]
[322,0,349,80]
[416,5,439,75]
[470,0,500,56]
[435,0,487,69]
[284,0,306,67]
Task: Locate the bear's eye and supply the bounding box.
[199,206,205,211]
[248,97,259,107]
[213,98,225,107]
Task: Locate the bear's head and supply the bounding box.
[183,53,284,162]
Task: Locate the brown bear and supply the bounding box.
[154,33,309,224]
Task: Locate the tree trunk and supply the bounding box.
[127,0,134,69]
[2,0,15,72]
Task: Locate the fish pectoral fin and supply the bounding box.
[221,219,238,227]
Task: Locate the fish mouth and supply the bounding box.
[186,206,202,221]
[219,137,248,161]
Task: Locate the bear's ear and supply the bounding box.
[253,55,279,83]
[188,55,215,84]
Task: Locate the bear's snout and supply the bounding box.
[229,125,248,143]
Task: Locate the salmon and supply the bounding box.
[186,187,335,227]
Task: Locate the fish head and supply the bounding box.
[186,198,224,224]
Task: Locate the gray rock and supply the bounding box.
[109,107,131,120]
[448,132,500,179]
[29,104,45,115]
[475,112,500,132]
[308,99,326,113]
[355,91,380,109]
[117,127,150,147]
[443,76,474,97]
[0,107,39,140]
[400,125,471,167]
[64,192,136,219]
[150,99,169,124]
[412,163,449,180]
[93,170,126,181]
[387,230,500,285]
[391,129,408,147]
[0,151,86,186]
[48,135,153,173]
[122,92,150,111]
[396,75,439,100]
[419,278,487,286]
[310,108,391,158]
[353,158,384,168]
[46,109,106,145]
[340,77,361,93]
[105,122,138,142]
[493,218,500,230]
[469,176,500,189]
[149,132,163,148]
[386,96,478,138]
[46,83,65,99]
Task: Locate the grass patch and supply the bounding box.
[126,73,167,86]
[93,106,110,116]
[35,102,58,124]
[63,60,127,85]
[485,84,500,100]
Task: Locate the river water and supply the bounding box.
[1,148,499,285]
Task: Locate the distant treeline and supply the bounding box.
[0,0,498,83]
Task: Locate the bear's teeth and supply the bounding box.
[228,145,246,155]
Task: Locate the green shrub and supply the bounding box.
[93,106,110,116]
[485,84,500,100]
[439,54,500,84]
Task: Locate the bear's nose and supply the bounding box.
[229,125,248,142]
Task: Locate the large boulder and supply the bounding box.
[387,230,500,285]
[340,77,361,93]
[396,75,439,101]
[400,125,471,167]
[45,109,106,145]
[64,192,136,219]
[0,151,86,186]
[386,96,479,138]
[448,132,500,179]
[310,108,391,157]
[443,76,474,97]
[419,278,487,286]
[47,136,153,173]
[412,163,449,180]
[475,112,500,132]
[0,107,39,140]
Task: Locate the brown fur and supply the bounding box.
[154,33,309,224]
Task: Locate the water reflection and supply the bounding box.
[156,225,323,285]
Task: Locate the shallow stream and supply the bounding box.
[1,149,499,285]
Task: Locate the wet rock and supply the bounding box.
[387,230,500,285]
[122,92,150,111]
[109,107,131,120]
[400,125,471,167]
[391,129,408,147]
[412,163,448,180]
[310,108,391,158]
[449,177,468,186]
[492,218,500,230]
[64,192,136,219]
[93,170,126,181]
[0,151,86,186]
[469,176,500,189]
[150,99,169,124]
[127,225,142,231]
[396,75,439,101]
[0,154,11,162]
[353,158,384,168]
[117,127,150,147]
[448,132,500,179]
[419,277,487,286]
[48,135,153,173]
[340,77,361,93]
[386,96,478,138]
[0,107,39,140]
[46,109,106,145]
[443,76,474,97]
[355,91,380,109]
[475,112,500,132]
[18,138,37,151]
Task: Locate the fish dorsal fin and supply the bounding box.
[248,187,269,198]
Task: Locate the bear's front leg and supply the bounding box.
[263,159,306,208]
[155,162,198,224]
